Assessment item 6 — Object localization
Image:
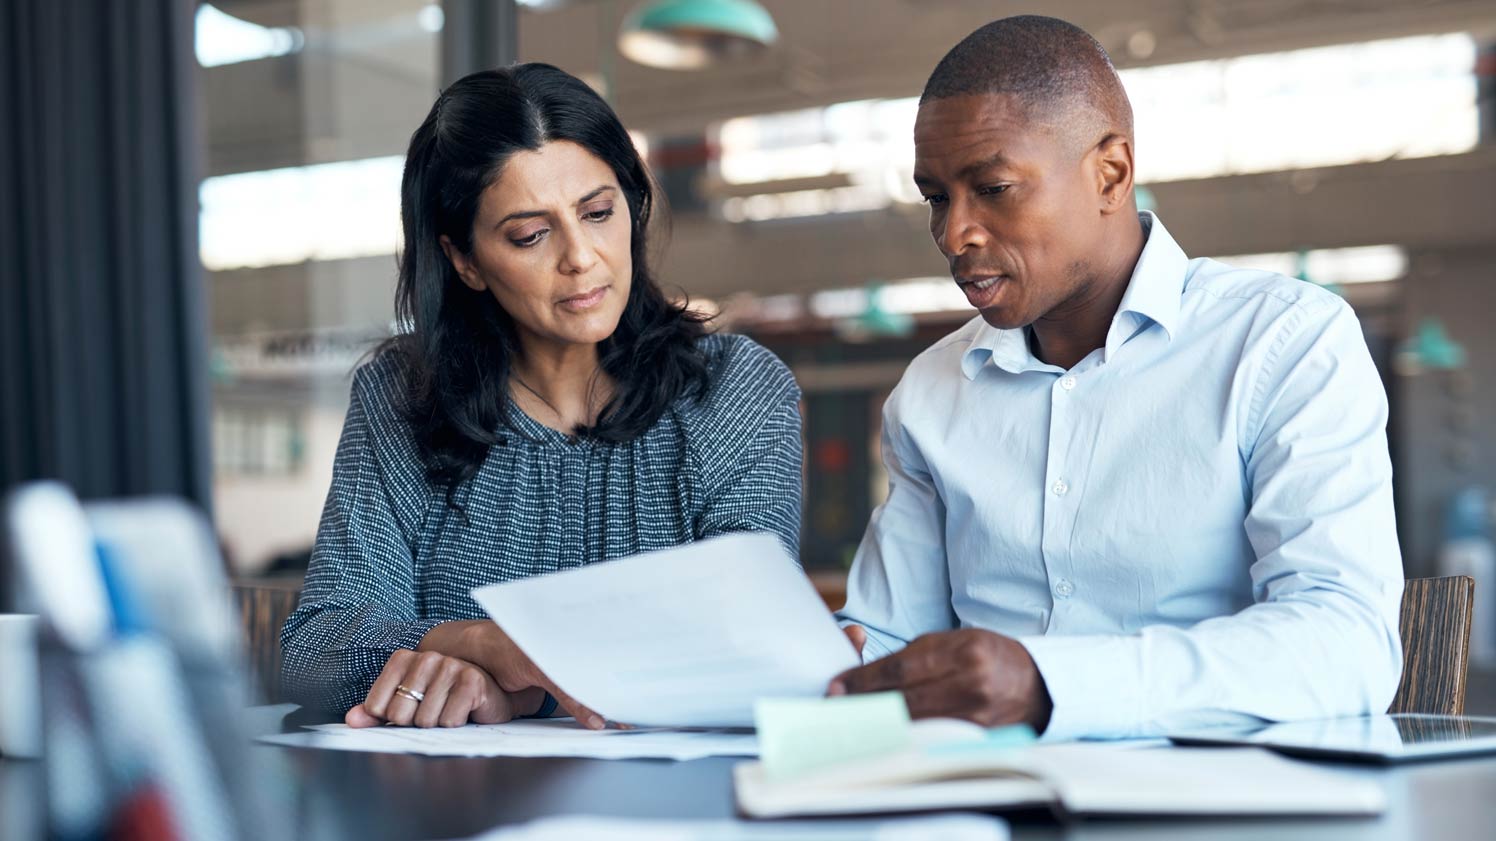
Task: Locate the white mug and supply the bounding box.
[0,614,41,759]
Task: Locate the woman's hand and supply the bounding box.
[417,620,610,730]
[346,649,545,728]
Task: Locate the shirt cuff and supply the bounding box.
[391,618,445,653]
[835,617,904,664]
[1017,634,1145,742]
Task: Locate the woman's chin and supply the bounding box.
[550,310,626,347]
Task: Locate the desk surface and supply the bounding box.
[267,707,1496,841]
[8,708,1496,841]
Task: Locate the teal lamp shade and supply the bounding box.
[619,0,778,70]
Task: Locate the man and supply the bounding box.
[829,15,1403,740]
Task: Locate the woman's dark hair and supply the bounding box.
[383,63,710,502]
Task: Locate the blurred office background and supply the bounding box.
[4,1,1496,681]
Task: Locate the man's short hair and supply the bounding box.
[922,15,1133,144]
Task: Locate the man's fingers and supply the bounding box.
[835,637,952,695]
[345,703,383,728]
[843,625,867,656]
[898,677,976,722]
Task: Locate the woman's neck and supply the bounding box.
[509,336,612,433]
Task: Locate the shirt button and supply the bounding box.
[1060,376,1077,391]
[1051,478,1069,497]
[1054,578,1075,599]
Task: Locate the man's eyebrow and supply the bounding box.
[495,185,617,227]
[912,152,1013,190]
[956,152,1011,180]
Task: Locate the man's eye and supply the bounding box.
[921,194,948,206]
[979,184,1010,196]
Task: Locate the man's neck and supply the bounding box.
[1030,217,1148,371]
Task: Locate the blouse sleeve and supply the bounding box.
[689,336,804,561]
[278,359,442,714]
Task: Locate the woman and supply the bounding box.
[279,64,802,730]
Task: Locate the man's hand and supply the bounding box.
[843,624,867,657]
[826,628,1053,732]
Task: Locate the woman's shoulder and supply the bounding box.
[692,332,798,409]
[349,347,410,416]
[673,332,799,451]
[344,345,425,458]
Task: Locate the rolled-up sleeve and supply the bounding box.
[837,377,958,663]
[1020,300,1404,740]
[279,365,442,714]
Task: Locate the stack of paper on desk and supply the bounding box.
[734,732,1387,819]
[258,718,757,761]
[470,532,860,728]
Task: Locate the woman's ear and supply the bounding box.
[439,235,486,292]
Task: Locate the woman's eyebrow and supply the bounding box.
[496,185,617,228]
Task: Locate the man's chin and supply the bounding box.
[978,306,1029,331]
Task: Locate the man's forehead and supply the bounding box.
[914,92,1040,136]
[914,95,1055,166]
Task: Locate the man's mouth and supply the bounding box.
[956,274,1009,307]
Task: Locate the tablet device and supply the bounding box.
[1169,714,1496,763]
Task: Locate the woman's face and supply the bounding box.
[442,140,633,353]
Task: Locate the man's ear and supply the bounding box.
[1092,134,1135,216]
[439,235,486,292]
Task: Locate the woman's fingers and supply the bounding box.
[360,648,573,730]
[345,703,383,728]
[413,658,463,728]
[382,651,444,726]
[439,667,488,727]
[542,679,606,730]
[500,641,606,729]
[362,648,417,721]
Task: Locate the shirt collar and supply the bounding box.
[960,211,1189,379]
[1113,210,1187,343]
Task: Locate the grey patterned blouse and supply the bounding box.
[280,333,803,713]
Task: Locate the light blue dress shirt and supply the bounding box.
[839,212,1404,740]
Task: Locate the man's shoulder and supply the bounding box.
[881,317,988,423]
[1184,258,1346,323]
[904,316,989,378]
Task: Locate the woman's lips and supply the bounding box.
[558,285,609,312]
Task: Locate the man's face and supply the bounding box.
[913,93,1105,330]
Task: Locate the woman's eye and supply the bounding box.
[511,229,547,247]
[584,207,615,223]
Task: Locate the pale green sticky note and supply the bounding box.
[754,692,912,781]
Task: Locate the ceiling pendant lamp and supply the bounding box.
[618,0,779,71]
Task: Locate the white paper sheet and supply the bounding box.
[461,814,1009,841]
[256,718,758,761]
[470,532,860,727]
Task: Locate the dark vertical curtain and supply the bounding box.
[0,0,211,509]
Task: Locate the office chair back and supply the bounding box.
[1389,576,1475,715]
[233,579,303,704]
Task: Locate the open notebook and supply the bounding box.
[735,719,1386,819]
